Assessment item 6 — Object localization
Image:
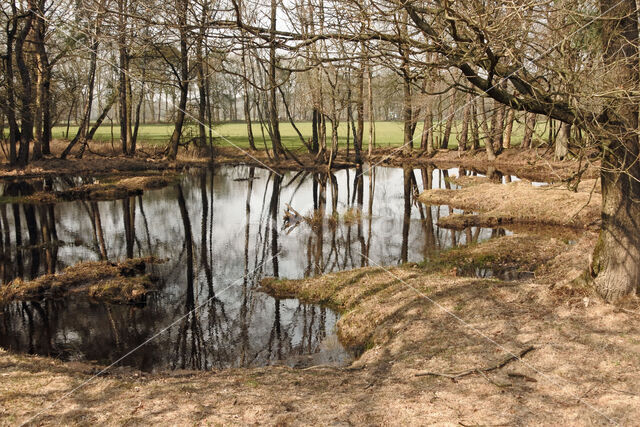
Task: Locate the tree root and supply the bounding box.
[414,345,535,380]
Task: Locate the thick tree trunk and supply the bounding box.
[15,9,34,167]
[491,99,505,155]
[590,0,640,301]
[591,164,640,300]
[33,1,51,157]
[3,4,20,165]
[480,99,496,161]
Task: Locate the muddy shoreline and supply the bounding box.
[0,144,598,183]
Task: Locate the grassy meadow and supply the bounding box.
[40,119,550,151]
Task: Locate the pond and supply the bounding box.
[0,165,507,371]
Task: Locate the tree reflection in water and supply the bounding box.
[0,165,505,371]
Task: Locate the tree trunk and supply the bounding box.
[458,93,472,153]
[590,0,640,301]
[471,102,480,150]
[131,76,144,155]
[367,63,374,157]
[167,0,189,161]
[503,109,514,149]
[401,12,413,153]
[522,112,535,148]
[15,8,34,167]
[33,0,51,157]
[311,108,319,153]
[268,0,285,159]
[555,122,570,160]
[86,95,116,141]
[492,99,505,155]
[355,42,365,163]
[118,0,131,155]
[241,41,256,150]
[2,3,20,165]
[61,33,99,159]
[480,99,496,161]
[440,100,455,149]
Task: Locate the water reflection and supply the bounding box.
[0,165,503,371]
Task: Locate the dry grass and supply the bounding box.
[3,227,640,425]
[0,257,159,304]
[370,147,600,182]
[0,139,600,184]
[419,179,601,229]
[18,176,172,204]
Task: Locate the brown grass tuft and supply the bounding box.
[419,179,601,229]
[0,257,161,304]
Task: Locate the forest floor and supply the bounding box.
[2,173,640,425]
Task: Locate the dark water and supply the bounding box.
[0,165,507,371]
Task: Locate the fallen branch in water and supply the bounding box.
[414,345,535,379]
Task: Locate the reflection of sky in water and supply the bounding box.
[0,165,504,371]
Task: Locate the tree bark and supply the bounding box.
[522,112,536,148]
[15,7,34,167]
[590,0,640,301]
[241,41,256,150]
[118,0,132,155]
[355,41,365,163]
[555,122,570,160]
[503,109,514,149]
[440,100,455,149]
[268,0,285,159]
[167,0,189,161]
[2,2,20,165]
[458,93,472,153]
[61,32,99,159]
[33,0,51,157]
[480,99,496,161]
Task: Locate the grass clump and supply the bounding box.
[0,257,161,304]
[418,179,601,229]
[24,175,173,204]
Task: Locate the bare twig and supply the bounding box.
[415,345,535,379]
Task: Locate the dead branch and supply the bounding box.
[414,345,535,379]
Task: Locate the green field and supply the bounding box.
[44,119,549,151]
